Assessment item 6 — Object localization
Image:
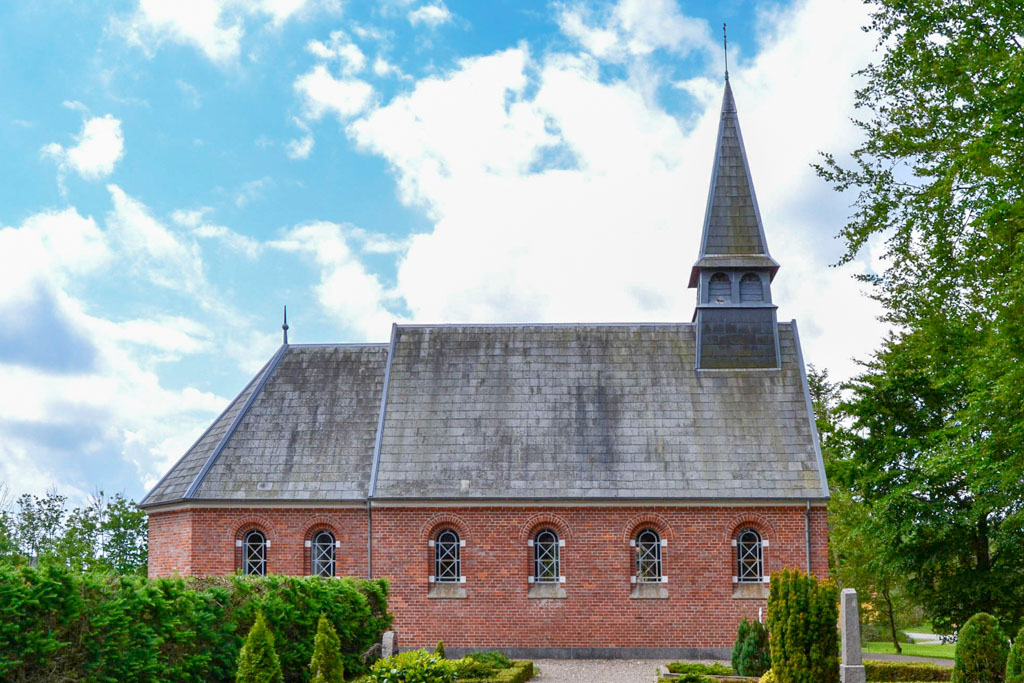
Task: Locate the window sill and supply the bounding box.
[732,582,769,600]
[630,583,668,599]
[528,583,567,599]
[428,583,467,599]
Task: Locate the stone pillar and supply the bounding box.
[382,631,397,659]
[840,588,866,683]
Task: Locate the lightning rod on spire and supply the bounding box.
[282,305,289,345]
[723,22,729,82]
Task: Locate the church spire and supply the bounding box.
[689,79,781,370]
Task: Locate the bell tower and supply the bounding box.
[689,79,781,369]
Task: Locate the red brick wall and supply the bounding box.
[147,507,367,578]
[147,504,828,649]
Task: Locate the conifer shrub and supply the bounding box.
[0,561,390,682]
[733,618,752,672]
[952,613,1008,683]
[367,650,455,683]
[236,612,283,683]
[1007,625,1024,683]
[435,640,445,658]
[766,568,839,683]
[309,613,344,683]
[734,618,771,676]
[759,671,776,683]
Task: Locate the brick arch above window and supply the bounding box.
[621,513,674,543]
[724,514,776,543]
[419,513,469,544]
[233,516,278,544]
[518,513,572,543]
[302,519,341,543]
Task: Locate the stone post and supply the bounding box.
[840,588,866,683]
[381,631,397,659]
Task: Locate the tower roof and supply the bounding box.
[688,80,778,287]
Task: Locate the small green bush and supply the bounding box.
[435,641,445,659]
[864,660,952,681]
[766,568,839,683]
[666,662,734,675]
[236,612,283,683]
[734,618,752,672]
[367,650,455,683]
[467,651,512,669]
[734,618,771,676]
[952,613,1008,683]
[1007,625,1024,683]
[453,657,499,679]
[309,613,344,683]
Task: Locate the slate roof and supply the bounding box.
[141,322,828,507]
[688,80,779,288]
[142,344,388,506]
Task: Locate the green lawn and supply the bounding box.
[863,641,956,659]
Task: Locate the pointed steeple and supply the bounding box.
[690,81,781,370]
[688,80,778,288]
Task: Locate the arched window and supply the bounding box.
[434,529,461,583]
[737,528,763,583]
[311,530,336,577]
[242,530,267,576]
[708,272,731,302]
[635,529,662,583]
[533,529,560,583]
[740,273,764,302]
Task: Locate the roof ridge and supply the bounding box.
[182,343,290,499]
[367,324,398,498]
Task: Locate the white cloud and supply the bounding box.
[177,79,202,108]
[269,222,398,340]
[306,31,367,75]
[346,0,885,378]
[372,56,405,79]
[114,0,329,65]
[294,64,376,121]
[557,0,716,63]
[0,206,232,501]
[42,114,125,185]
[408,3,452,28]
[233,177,273,208]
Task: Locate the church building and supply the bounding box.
[141,80,829,659]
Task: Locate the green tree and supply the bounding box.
[236,612,284,683]
[953,613,1008,683]
[815,0,1024,637]
[808,367,916,654]
[1008,624,1024,683]
[767,569,839,683]
[13,489,67,560]
[309,613,344,683]
[100,494,148,574]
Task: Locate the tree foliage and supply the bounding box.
[952,613,1008,683]
[0,487,147,574]
[1006,624,1024,683]
[237,612,284,683]
[0,562,391,682]
[815,0,1024,636]
[309,613,344,683]
[767,569,839,683]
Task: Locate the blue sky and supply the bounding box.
[0,0,885,504]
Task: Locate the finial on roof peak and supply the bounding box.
[282,305,289,345]
[723,22,729,82]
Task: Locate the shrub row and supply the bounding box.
[864,660,952,681]
[0,561,390,683]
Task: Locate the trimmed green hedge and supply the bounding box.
[0,561,390,682]
[865,660,952,681]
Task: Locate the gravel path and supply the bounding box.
[531,659,661,683]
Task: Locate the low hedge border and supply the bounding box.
[864,660,952,682]
[457,660,534,683]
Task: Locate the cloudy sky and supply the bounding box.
[0,0,887,504]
